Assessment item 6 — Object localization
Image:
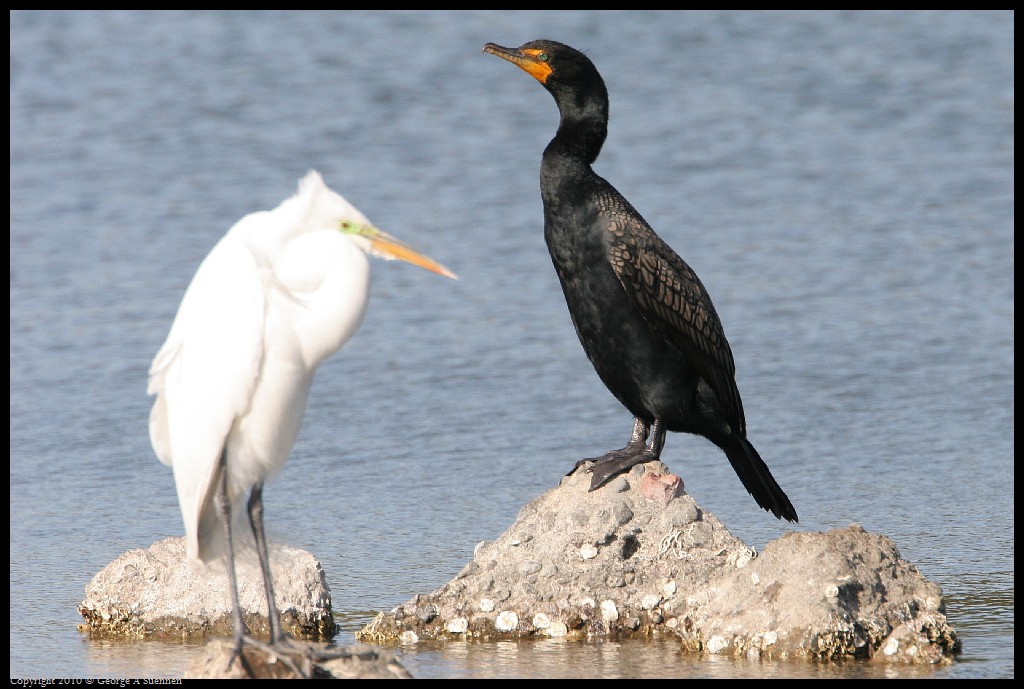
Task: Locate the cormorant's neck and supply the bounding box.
[543,86,609,167]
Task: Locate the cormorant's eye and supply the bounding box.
[538,53,549,62]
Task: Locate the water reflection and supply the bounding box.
[77,632,953,680]
[391,638,949,680]
[80,637,208,680]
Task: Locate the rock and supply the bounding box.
[185,638,413,679]
[676,525,961,663]
[77,537,336,641]
[356,461,961,665]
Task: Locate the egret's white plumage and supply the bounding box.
[148,170,455,564]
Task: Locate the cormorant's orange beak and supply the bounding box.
[484,43,553,84]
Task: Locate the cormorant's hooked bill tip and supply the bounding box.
[483,42,552,84]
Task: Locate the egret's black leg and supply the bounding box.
[247,482,287,646]
[240,482,317,678]
[213,457,308,677]
[586,418,666,491]
[247,482,375,673]
[216,449,255,676]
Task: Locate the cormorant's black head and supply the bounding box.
[484,39,610,164]
[483,40,603,95]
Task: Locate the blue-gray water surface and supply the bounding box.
[10,10,1013,679]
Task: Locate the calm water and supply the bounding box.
[10,10,1013,679]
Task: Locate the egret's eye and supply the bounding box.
[538,53,549,62]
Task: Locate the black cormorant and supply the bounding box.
[484,39,798,522]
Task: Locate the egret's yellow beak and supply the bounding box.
[341,222,458,279]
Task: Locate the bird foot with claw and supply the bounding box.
[568,447,645,479]
[586,452,658,491]
[226,635,318,679]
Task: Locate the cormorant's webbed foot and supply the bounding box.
[576,418,666,491]
[586,450,658,491]
[566,418,649,479]
[568,445,642,478]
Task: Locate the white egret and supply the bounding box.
[147,170,456,673]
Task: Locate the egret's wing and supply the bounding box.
[148,218,268,560]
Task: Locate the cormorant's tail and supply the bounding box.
[721,435,798,522]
